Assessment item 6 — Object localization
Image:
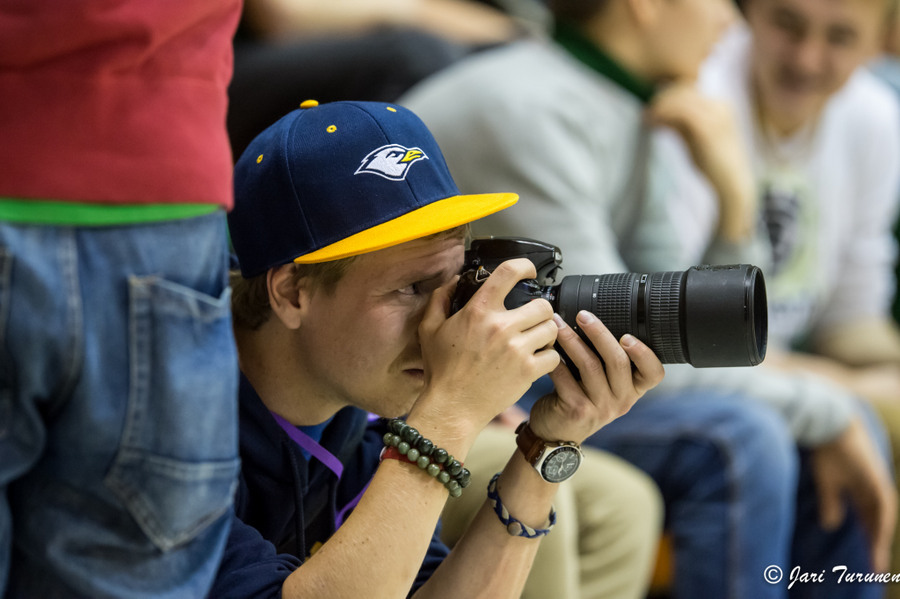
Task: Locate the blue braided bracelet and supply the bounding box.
[487,473,556,538]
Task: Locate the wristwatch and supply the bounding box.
[515,421,583,483]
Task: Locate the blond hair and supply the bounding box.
[230,258,356,331]
[230,225,469,331]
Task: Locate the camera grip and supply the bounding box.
[450,268,545,314]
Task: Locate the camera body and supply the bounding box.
[451,237,767,368]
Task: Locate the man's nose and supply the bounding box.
[789,35,828,76]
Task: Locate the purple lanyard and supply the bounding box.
[271,411,371,528]
[333,413,380,526]
[270,412,344,479]
[335,484,369,528]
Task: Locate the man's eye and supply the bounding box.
[827,28,856,47]
[398,283,420,296]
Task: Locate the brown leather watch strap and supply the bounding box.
[515,420,546,465]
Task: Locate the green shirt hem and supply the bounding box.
[0,198,221,226]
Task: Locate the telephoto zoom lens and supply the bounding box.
[550,264,767,367]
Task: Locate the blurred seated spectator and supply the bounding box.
[662,0,900,587]
[228,0,537,156]
[400,0,895,595]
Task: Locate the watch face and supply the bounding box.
[540,446,582,483]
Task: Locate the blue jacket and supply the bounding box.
[209,374,449,598]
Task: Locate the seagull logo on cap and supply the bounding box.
[355,144,428,181]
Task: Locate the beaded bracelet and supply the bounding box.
[381,418,471,498]
[487,473,556,538]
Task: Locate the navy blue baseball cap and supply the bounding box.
[229,100,518,277]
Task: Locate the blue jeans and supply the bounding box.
[523,379,888,599]
[788,401,891,599]
[0,213,240,598]
[587,389,797,599]
[589,390,888,599]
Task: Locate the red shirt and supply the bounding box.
[0,0,242,209]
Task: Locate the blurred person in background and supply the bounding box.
[228,0,538,157]
[401,0,895,595]
[666,0,900,589]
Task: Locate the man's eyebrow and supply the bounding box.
[771,6,804,22]
[384,266,456,286]
[407,269,455,283]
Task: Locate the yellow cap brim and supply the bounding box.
[294,192,518,264]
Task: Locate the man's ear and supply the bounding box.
[267,264,308,330]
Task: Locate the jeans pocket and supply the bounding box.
[0,246,11,441]
[105,275,239,552]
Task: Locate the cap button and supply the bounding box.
[300,99,319,109]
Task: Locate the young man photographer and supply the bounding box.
[208,99,664,598]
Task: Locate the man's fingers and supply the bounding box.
[532,346,562,378]
[513,295,556,335]
[420,276,458,333]
[569,311,648,400]
[871,501,895,573]
[621,334,666,394]
[554,311,615,394]
[813,471,847,531]
[854,474,897,573]
[468,258,537,309]
[521,312,560,351]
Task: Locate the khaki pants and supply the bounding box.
[440,425,664,599]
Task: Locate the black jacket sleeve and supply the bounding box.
[207,510,301,599]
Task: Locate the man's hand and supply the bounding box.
[849,365,900,405]
[529,309,665,445]
[646,82,757,243]
[811,417,897,572]
[412,258,560,451]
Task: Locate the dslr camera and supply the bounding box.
[450,237,767,368]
